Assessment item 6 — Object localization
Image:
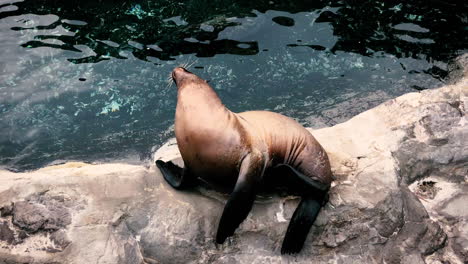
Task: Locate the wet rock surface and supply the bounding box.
[0,62,467,263]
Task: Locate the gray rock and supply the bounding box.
[0,59,466,263]
[12,201,49,233]
[0,204,12,217]
[12,194,71,233]
[447,53,468,84]
[0,220,15,244]
[50,230,71,252]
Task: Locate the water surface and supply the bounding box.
[1,0,467,170]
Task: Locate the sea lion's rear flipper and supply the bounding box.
[155,160,196,190]
[273,164,329,254]
[273,164,329,193]
[281,195,325,254]
[216,151,265,244]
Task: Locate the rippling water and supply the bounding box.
[1,0,467,171]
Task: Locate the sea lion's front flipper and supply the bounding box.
[156,160,196,190]
[216,151,265,244]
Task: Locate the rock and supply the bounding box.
[0,204,12,217]
[13,201,49,233]
[11,193,72,234]
[0,220,15,244]
[0,64,467,263]
[447,53,468,84]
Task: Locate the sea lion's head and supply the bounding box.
[172,67,206,89]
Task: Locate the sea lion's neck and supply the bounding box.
[177,84,227,112]
[176,84,233,131]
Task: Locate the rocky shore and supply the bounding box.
[0,55,467,264]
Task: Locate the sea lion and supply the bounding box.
[156,67,333,254]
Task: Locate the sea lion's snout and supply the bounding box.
[172,67,192,85]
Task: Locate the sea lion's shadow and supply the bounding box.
[166,157,304,204]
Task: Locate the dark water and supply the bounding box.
[0,0,467,171]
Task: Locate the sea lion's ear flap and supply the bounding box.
[215,151,265,244]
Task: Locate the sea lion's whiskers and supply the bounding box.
[185,60,197,70]
[180,62,188,69]
[166,72,173,82]
[165,80,173,90]
[179,60,191,69]
[165,73,174,88]
[178,58,198,70]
